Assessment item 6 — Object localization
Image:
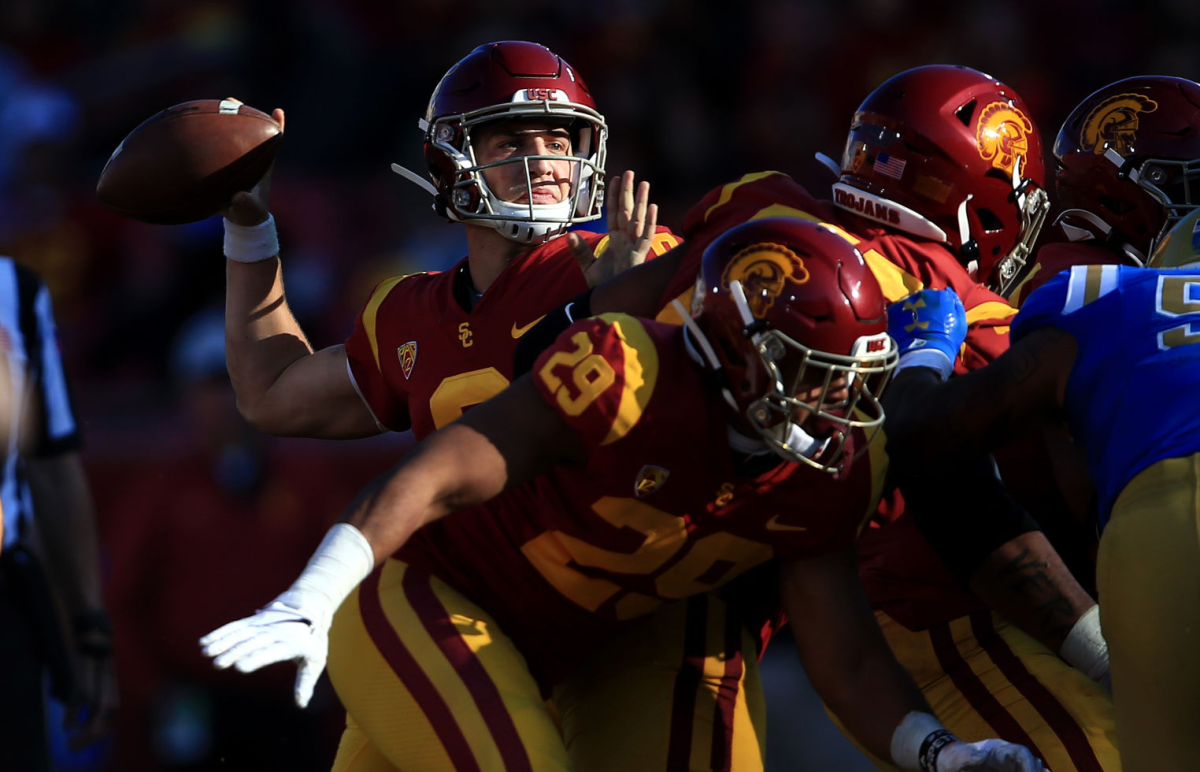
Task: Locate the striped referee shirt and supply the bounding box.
[0,258,82,551]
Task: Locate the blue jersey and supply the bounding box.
[1013,264,1200,525]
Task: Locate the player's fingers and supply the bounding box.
[631,180,650,237]
[618,170,635,229]
[605,175,621,231]
[209,631,273,668]
[199,619,252,650]
[640,204,659,248]
[274,108,285,133]
[295,660,324,708]
[568,232,596,273]
[223,97,244,105]
[232,640,301,674]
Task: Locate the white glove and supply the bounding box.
[198,523,376,709]
[935,739,1048,772]
[200,588,332,708]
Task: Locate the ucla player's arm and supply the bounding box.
[884,325,1076,466]
[226,258,381,439]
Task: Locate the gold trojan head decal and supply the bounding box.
[977,102,1035,176]
[1080,93,1159,156]
[721,243,810,318]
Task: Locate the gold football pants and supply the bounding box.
[1099,453,1200,772]
[829,610,1119,772]
[326,558,765,772]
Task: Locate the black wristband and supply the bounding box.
[918,729,957,772]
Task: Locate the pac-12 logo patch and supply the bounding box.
[634,465,670,497]
[721,243,810,318]
[1080,92,1158,156]
[397,341,417,380]
[976,101,1035,177]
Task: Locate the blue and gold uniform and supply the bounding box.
[1014,263,1200,772]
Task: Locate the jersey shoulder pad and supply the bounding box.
[533,313,661,446]
[347,272,430,373]
[1012,263,1122,342]
[682,172,818,239]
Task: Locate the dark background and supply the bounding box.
[3,0,1195,769]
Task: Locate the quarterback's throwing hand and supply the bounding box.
[199,589,330,709]
[887,288,967,379]
[935,738,1048,772]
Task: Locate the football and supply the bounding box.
[96,99,282,225]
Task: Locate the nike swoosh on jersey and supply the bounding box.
[765,515,807,532]
[511,315,546,338]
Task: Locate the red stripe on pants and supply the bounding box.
[358,567,482,772]
[970,611,1103,772]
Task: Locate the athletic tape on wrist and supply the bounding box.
[224,214,280,263]
[891,711,951,771]
[289,523,376,617]
[1060,604,1109,684]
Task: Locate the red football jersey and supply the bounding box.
[655,172,1026,630]
[344,227,680,440]
[398,314,886,686]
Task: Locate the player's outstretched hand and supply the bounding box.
[200,588,329,709]
[887,288,967,378]
[570,169,659,287]
[220,99,285,227]
[935,738,1048,772]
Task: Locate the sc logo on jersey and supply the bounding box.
[1080,92,1158,156]
[721,243,810,318]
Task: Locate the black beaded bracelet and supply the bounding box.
[918,728,957,772]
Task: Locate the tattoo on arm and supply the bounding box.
[997,548,1077,643]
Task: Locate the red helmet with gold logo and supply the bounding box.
[393,41,607,245]
[1054,76,1200,263]
[688,218,896,473]
[833,65,1049,294]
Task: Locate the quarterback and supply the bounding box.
[205,217,1046,772]
[210,40,820,772]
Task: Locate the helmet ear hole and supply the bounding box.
[976,208,1003,232]
[955,100,977,127]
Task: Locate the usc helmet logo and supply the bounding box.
[1080,93,1158,156]
[722,243,810,318]
[976,102,1034,176]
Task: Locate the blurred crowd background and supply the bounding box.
[3,0,1197,769]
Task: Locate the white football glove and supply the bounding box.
[200,589,332,708]
[199,523,376,709]
[935,739,1048,772]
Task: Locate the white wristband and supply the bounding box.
[1060,604,1110,690]
[223,214,280,263]
[286,524,376,622]
[891,711,952,771]
[894,349,954,381]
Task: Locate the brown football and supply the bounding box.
[96,99,282,225]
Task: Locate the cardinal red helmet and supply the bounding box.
[688,217,896,473]
[832,65,1049,294]
[1054,76,1200,264]
[393,41,607,244]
